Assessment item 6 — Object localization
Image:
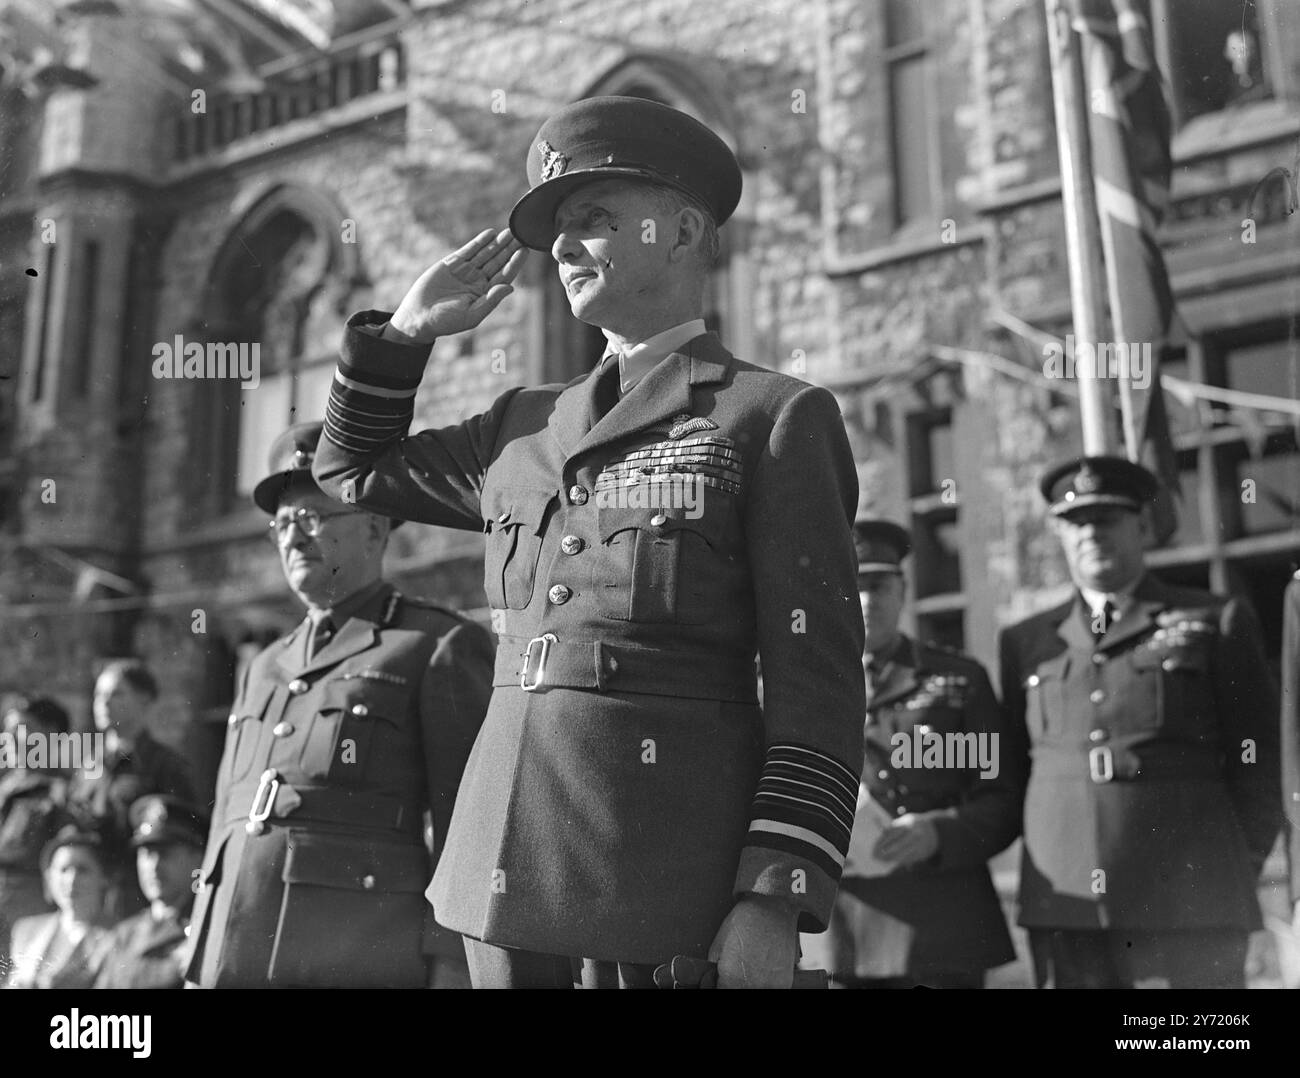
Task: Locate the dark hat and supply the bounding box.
[129,795,208,849]
[252,421,326,515]
[1040,455,1159,517]
[39,825,106,873]
[509,96,743,251]
[252,423,404,530]
[853,519,911,576]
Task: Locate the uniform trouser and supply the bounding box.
[1028,928,1248,988]
[463,938,658,989]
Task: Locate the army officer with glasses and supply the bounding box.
[184,422,494,988]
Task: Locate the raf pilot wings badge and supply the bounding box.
[667,414,719,440]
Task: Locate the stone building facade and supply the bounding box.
[1,0,1297,807]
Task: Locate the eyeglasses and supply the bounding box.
[267,508,359,544]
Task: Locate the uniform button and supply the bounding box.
[897,784,910,795]
[361,874,376,890]
[1161,659,1176,671]
[1092,653,1105,665]
[560,535,583,555]
[568,485,588,505]
[288,679,309,695]
[227,712,239,727]
[650,512,667,527]
[548,584,572,605]
[916,724,931,734]
[351,704,369,717]
[272,722,294,738]
[1089,689,1105,704]
[1026,675,1040,687]
[877,769,889,780]
[1293,792,1300,802]
[1089,728,1108,742]
[895,805,908,817]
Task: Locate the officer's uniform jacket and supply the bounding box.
[314,314,865,964]
[1282,572,1300,904]
[91,904,191,989]
[184,581,494,987]
[999,573,1281,931]
[808,636,1023,978]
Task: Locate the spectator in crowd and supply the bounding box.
[69,659,196,915]
[0,696,76,974]
[5,826,112,988]
[91,796,206,989]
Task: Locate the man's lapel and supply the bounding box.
[1055,594,1097,653]
[1096,574,1164,653]
[868,636,921,711]
[549,363,606,460]
[561,333,732,462]
[273,585,390,680]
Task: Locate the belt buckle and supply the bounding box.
[245,768,280,834]
[1088,745,1114,783]
[520,633,557,692]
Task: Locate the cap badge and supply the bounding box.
[537,139,569,182]
[1075,467,1100,494]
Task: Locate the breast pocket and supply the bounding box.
[595,498,733,625]
[297,679,411,784]
[1023,654,1069,740]
[222,683,275,785]
[1131,643,1213,735]
[482,487,555,610]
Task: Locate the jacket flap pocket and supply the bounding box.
[1133,643,1209,672]
[482,487,555,535]
[281,831,429,893]
[596,501,730,546]
[1026,651,1070,686]
[317,677,409,721]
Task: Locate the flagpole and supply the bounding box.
[1044,0,1113,455]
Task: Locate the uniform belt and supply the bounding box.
[1034,744,1224,783]
[223,772,420,835]
[493,634,759,702]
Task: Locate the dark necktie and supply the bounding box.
[590,353,621,424]
[1092,600,1116,642]
[308,616,335,659]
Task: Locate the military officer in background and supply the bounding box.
[802,520,1023,988]
[314,96,864,988]
[185,423,494,988]
[91,796,206,989]
[1000,456,1281,988]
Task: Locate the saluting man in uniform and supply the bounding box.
[91,795,206,989]
[314,96,865,988]
[185,423,494,988]
[802,520,1024,988]
[1000,456,1281,988]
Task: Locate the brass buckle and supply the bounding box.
[1088,746,1114,783]
[245,768,280,834]
[520,633,557,692]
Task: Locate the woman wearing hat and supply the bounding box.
[4,826,113,988]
